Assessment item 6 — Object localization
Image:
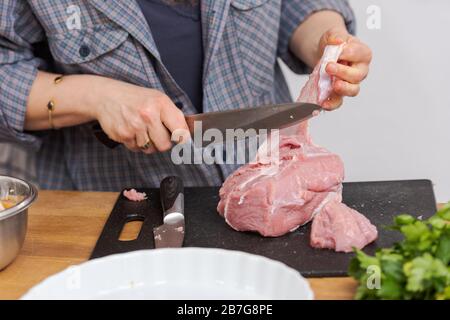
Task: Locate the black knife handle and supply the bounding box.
[92,123,120,149]
[160,176,184,223]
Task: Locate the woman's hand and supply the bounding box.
[289,11,372,110]
[319,27,373,110]
[24,72,189,154]
[92,79,190,154]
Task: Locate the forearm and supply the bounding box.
[289,10,347,68]
[24,71,103,130]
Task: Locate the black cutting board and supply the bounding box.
[90,179,437,277]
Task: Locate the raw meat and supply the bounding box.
[217,139,345,236]
[123,189,147,201]
[217,44,377,251]
[310,201,378,252]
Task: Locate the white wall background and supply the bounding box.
[281,0,450,202]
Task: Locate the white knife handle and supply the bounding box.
[160,176,184,225]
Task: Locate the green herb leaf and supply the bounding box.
[400,221,429,243]
[404,254,448,294]
[380,253,404,282]
[437,203,450,221]
[394,214,416,226]
[378,275,404,299]
[435,229,450,265]
[349,202,450,300]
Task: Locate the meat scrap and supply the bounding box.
[217,44,377,252]
[123,189,147,202]
[311,201,378,252]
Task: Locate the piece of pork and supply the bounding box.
[123,189,147,202]
[217,138,344,236]
[310,201,378,252]
[217,44,377,251]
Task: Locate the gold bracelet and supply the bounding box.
[47,75,64,129]
[47,100,56,129]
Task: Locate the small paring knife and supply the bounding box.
[153,176,185,249]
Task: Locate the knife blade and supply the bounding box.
[185,102,321,138]
[153,176,185,249]
[92,102,322,148]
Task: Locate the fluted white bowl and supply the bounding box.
[22,248,313,300]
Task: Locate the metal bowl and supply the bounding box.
[0,176,38,270]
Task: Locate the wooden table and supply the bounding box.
[0,191,358,300]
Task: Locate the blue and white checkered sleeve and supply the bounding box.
[0,1,46,149]
[278,0,356,74]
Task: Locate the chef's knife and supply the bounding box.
[93,102,322,148]
[153,176,185,249]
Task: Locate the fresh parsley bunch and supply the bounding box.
[349,203,450,300]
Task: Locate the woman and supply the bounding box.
[0,0,371,191]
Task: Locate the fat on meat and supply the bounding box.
[217,44,377,252]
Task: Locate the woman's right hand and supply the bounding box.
[91,78,190,154]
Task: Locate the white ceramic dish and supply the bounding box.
[22,248,313,300]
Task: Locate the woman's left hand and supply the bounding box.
[319,28,373,110]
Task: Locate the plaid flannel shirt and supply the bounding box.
[0,0,355,191]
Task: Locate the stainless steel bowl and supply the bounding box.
[0,176,38,270]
